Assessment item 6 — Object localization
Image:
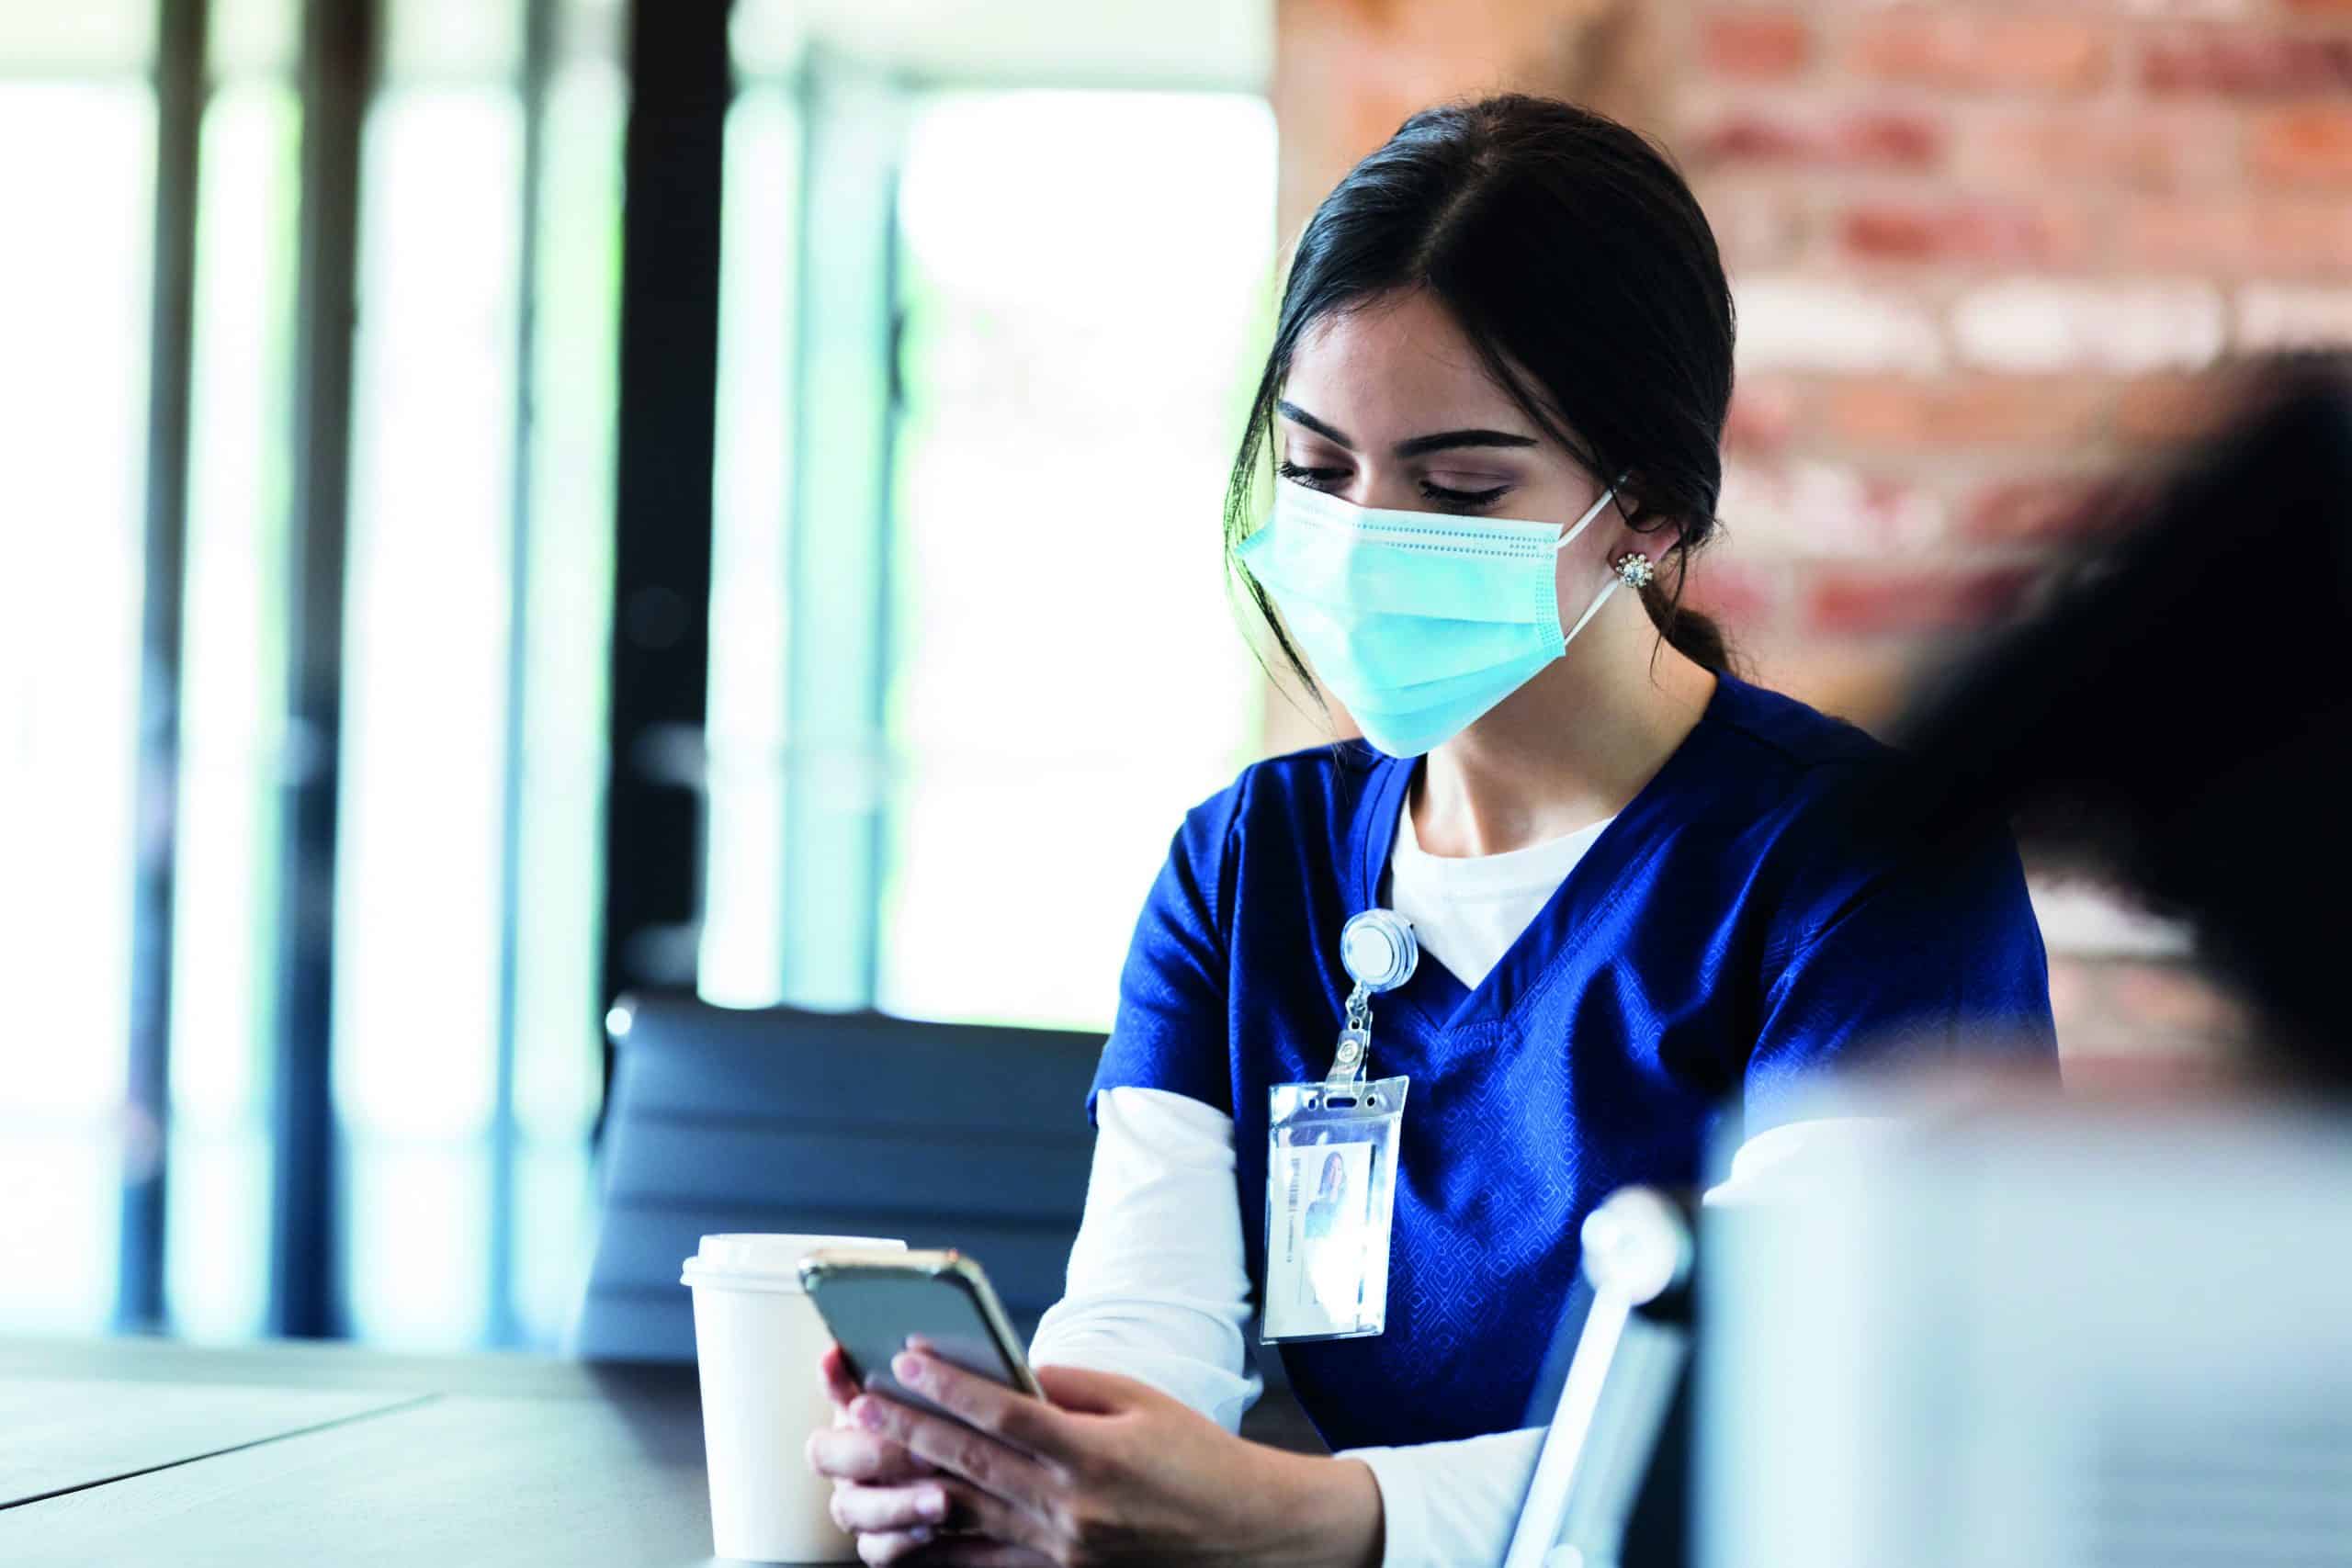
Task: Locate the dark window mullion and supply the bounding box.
[118,0,210,1337]
[269,0,374,1341]
[597,0,729,1142]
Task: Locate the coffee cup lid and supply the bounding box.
[678,1233,906,1293]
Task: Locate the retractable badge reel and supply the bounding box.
[1262,909,1416,1343]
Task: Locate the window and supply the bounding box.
[507,0,625,1350]
[332,0,532,1347]
[333,0,621,1348]
[0,0,157,1332]
[877,89,1274,1029]
[168,0,302,1341]
[704,51,1277,1032]
[1,0,1271,1348]
[700,66,802,1008]
[0,0,622,1350]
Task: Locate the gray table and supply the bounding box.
[0,1332,1329,1565]
[0,1334,723,1566]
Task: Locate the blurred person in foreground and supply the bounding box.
[1698,355,2352,1568]
[1892,353,2352,1093]
[1721,351,2352,1161]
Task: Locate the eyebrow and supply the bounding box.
[1276,400,1539,459]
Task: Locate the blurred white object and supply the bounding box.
[1504,1187,1695,1568]
[1700,1105,2352,1568]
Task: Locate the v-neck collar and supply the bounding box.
[1344,670,1742,1037]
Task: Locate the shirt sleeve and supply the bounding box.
[1026,1086,1262,1431]
[1338,1427,1546,1568]
[1746,820,2058,1137]
[1087,789,1244,1120]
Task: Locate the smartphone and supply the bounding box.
[798,1247,1046,1423]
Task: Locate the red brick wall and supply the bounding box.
[1676,3,2352,730]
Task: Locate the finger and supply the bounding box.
[808,1426,937,1484]
[831,1479,954,1536]
[1032,1363,1144,1415]
[821,1344,861,1408]
[899,1537,1058,1567]
[857,1529,933,1566]
[889,1349,1072,1461]
[835,1473,1045,1554]
[922,1478,1057,1559]
[851,1393,1057,1519]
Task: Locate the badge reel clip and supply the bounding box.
[1261,909,1416,1345]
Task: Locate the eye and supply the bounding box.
[1276,459,1345,488]
[1419,478,1512,510]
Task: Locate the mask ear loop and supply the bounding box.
[1554,472,1634,648]
[1552,471,1633,555]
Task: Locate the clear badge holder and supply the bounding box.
[1262,910,1416,1344]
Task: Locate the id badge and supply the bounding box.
[1263,1072,1408,1341]
[1262,908,1418,1344]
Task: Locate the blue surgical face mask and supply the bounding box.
[1234,476,1626,758]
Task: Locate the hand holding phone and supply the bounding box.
[798,1247,1045,1424]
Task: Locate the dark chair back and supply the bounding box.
[571,994,1103,1362]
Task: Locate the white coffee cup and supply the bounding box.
[680,1233,907,1563]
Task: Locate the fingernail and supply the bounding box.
[921,1488,947,1522]
[851,1396,885,1431]
[910,1526,934,1545]
[892,1350,924,1385]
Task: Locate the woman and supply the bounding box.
[808,92,2056,1566]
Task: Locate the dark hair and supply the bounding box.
[1226,92,1737,707]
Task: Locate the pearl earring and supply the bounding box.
[1613,552,1656,590]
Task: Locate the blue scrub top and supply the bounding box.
[1089,671,2056,1454]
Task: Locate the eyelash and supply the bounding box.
[1276,460,1511,511]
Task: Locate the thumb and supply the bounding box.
[1034,1362,1150,1414]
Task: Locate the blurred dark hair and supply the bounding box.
[1226,91,1738,709]
[1882,352,2352,1086]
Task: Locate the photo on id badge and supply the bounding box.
[1276,1141,1373,1335]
